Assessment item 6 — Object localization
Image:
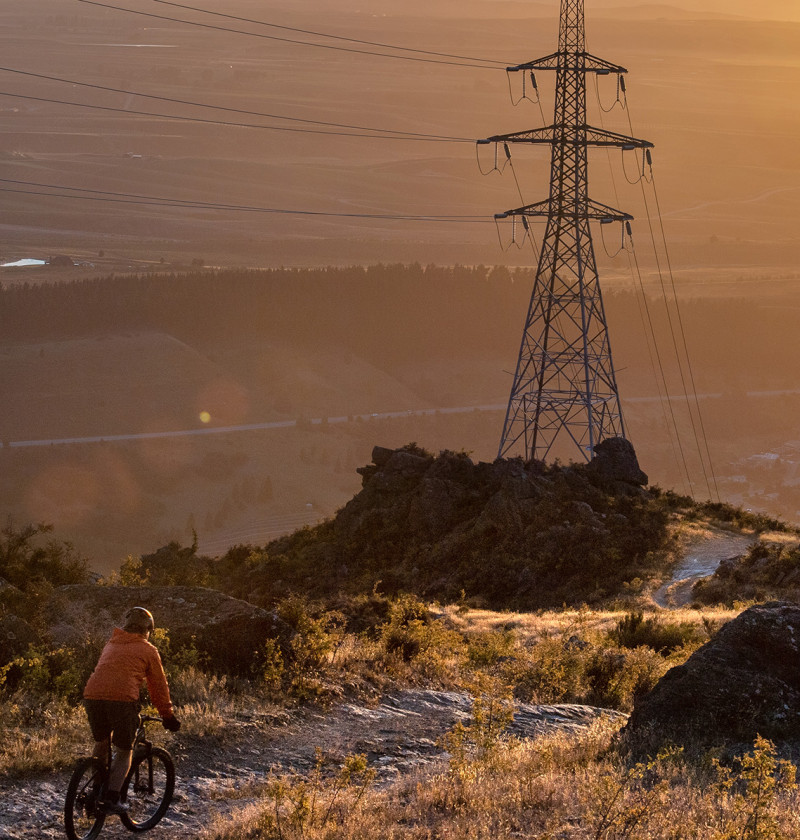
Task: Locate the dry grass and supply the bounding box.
[202,720,800,840]
[441,603,741,643]
[759,530,800,546]
[0,697,87,777]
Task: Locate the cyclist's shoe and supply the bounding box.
[99,799,129,816]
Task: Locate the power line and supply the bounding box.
[0,67,473,142]
[620,93,719,501]
[0,177,493,222]
[590,73,689,495]
[0,89,473,142]
[648,166,721,502]
[153,0,508,67]
[76,0,504,70]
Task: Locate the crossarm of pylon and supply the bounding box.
[506,51,628,75]
[480,125,652,148]
[479,127,556,145]
[584,126,653,149]
[495,198,633,222]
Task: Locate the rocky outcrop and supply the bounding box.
[587,437,648,490]
[268,441,664,609]
[625,601,800,750]
[46,584,290,674]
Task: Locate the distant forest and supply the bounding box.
[0,264,534,362]
[4,265,795,390]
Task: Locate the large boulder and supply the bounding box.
[588,437,648,488]
[48,584,290,675]
[624,601,800,751]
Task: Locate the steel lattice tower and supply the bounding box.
[483,0,652,462]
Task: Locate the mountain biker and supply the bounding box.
[83,606,181,815]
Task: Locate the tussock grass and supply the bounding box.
[444,605,637,640]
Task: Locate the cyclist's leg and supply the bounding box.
[84,700,112,764]
[96,701,138,810]
[108,748,133,793]
[92,737,110,765]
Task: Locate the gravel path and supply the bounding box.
[653,529,755,607]
[0,690,624,840]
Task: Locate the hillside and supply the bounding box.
[3,442,800,837]
[3,265,800,568]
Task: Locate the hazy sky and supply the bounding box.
[4,0,800,269]
[578,0,799,20]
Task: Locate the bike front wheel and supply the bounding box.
[64,757,106,840]
[120,746,175,831]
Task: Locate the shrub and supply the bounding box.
[380,595,435,662]
[585,645,668,711]
[1,640,104,704]
[504,636,592,705]
[692,541,800,606]
[466,628,516,667]
[608,610,706,654]
[503,633,673,713]
[133,539,215,587]
[711,736,797,840]
[0,523,91,622]
[274,597,347,701]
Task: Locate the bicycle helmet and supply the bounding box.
[124,606,155,633]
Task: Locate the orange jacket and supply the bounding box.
[84,628,174,718]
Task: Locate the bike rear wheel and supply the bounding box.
[120,746,175,831]
[64,757,106,840]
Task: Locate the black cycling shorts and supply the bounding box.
[84,699,139,750]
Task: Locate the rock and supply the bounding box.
[0,614,40,664]
[370,445,395,467]
[587,437,648,487]
[624,601,800,751]
[48,584,291,674]
[713,555,746,580]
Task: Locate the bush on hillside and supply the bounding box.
[608,611,706,654]
[116,539,215,587]
[0,523,91,623]
[655,492,790,534]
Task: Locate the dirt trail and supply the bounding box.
[0,690,624,840]
[653,529,755,608]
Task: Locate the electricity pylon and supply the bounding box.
[482,0,652,462]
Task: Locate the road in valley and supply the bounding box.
[9,385,796,450]
[3,404,507,449]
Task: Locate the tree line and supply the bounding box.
[0,264,535,363]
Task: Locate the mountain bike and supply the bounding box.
[64,714,175,840]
